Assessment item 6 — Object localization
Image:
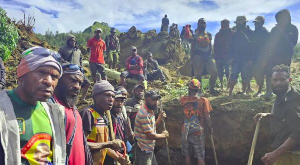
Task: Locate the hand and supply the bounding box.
[253,113,270,123]
[110,139,123,150]
[261,151,279,165]
[117,155,127,165]
[158,111,167,119]
[162,130,169,138]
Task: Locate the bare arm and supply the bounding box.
[146,131,168,140]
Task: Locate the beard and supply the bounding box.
[55,82,79,106]
[146,103,157,111]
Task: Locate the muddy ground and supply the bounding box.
[6,23,300,165]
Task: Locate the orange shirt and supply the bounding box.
[180,96,212,122]
[87,37,106,64]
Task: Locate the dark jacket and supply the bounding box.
[0,57,5,87]
[162,17,169,26]
[144,59,159,73]
[268,10,298,65]
[58,34,83,67]
[270,86,300,151]
[214,28,234,61]
[230,26,253,62]
[252,27,269,62]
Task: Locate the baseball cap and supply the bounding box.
[144,90,161,100]
[94,28,102,32]
[115,90,126,99]
[221,19,230,24]
[253,16,265,23]
[133,84,145,91]
[188,79,201,90]
[131,46,137,51]
[234,16,247,23]
[110,27,117,33]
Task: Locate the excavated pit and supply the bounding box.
[154,97,273,165]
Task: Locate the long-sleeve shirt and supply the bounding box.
[125,55,143,75]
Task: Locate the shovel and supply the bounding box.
[247,116,262,165]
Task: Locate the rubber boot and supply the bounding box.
[229,79,237,96]
[209,77,219,95]
[264,77,273,100]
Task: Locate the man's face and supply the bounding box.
[94,91,115,111]
[20,66,60,102]
[198,22,206,31]
[236,22,246,29]
[271,71,291,95]
[94,31,101,38]
[254,22,264,30]
[112,97,125,114]
[221,23,229,29]
[55,73,83,106]
[277,15,289,26]
[67,38,76,48]
[147,54,153,61]
[132,49,137,56]
[134,87,144,100]
[188,88,199,96]
[111,32,116,36]
[145,97,158,110]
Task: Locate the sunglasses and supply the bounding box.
[62,63,84,74]
[22,47,62,62]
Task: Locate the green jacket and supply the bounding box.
[0,90,66,165]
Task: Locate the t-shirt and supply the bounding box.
[7,90,53,165]
[87,37,106,64]
[80,106,111,165]
[180,96,212,125]
[134,104,156,152]
[54,96,85,165]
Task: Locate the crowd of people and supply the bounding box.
[0,8,299,165]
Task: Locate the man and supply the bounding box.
[120,46,145,87]
[126,84,145,130]
[214,19,234,90]
[50,63,92,165]
[134,90,169,165]
[105,28,120,70]
[191,18,218,95]
[180,79,213,165]
[169,23,180,38]
[111,89,133,153]
[251,16,270,97]
[59,34,90,103]
[87,28,107,82]
[0,57,5,89]
[161,14,169,32]
[228,16,253,96]
[254,65,300,165]
[181,24,193,56]
[0,46,66,165]
[80,81,128,165]
[265,9,298,99]
[144,52,167,85]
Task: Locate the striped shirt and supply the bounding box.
[134,104,156,152]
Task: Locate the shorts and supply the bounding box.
[230,61,251,81]
[181,133,205,160]
[192,55,217,80]
[89,62,106,77]
[121,71,145,81]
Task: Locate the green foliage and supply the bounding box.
[293,43,300,60]
[36,21,120,49]
[0,7,19,61]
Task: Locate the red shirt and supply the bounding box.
[54,96,85,165]
[125,55,144,75]
[87,37,106,64]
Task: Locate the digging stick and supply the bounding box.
[247,116,262,165]
[160,100,171,165]
[210,135,219,165]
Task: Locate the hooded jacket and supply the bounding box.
[58,34,83,66]
[0,90,66,165]
[268,9,298,65]
[252,27,269,61]
[214,28,234,60]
